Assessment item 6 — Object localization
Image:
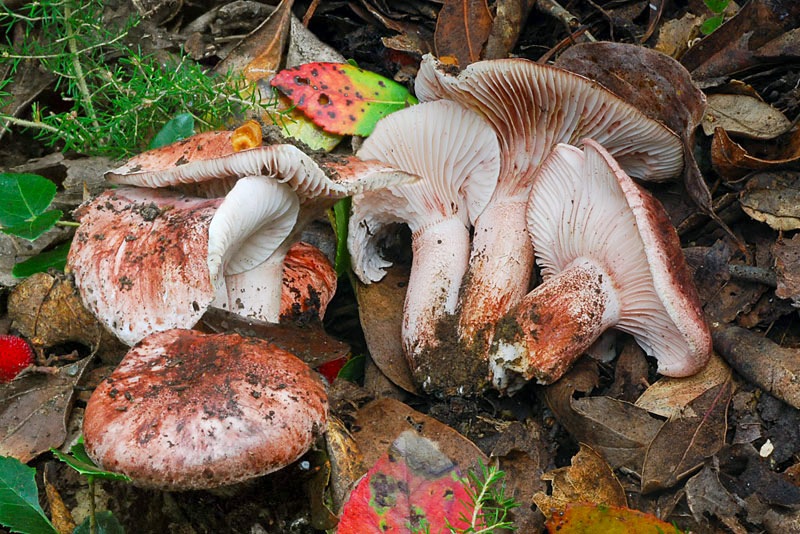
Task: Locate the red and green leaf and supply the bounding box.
[337,430,473,533]
[271,62,417,137]
[546,503,684,533]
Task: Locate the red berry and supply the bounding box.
[316,357,348,383]
[0,335,35,382]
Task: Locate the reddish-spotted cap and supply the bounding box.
[280,242,338,323]
[83,329,328,490]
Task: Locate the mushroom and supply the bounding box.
[489,140,711,393]
[82,329,328,490]
[68,177,298,346]
[415,54,685,378]
[348,100,500,389]
[280,241,338,323]
[70,123,416,341]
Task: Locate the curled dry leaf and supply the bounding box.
[712,322,800,410]
[8,272,125,364]
[635,352,732,419]
[324,416,365,514]
[739,171,800,231]
[0,357,92,462]
[713,127,800,181]
[640,372,733,493]
[702,94,791,139]
[533,443,627,518]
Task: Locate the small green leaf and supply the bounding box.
[11,241,72,278]
[332,197,352,277]
[2,210,62,241]
[50,440,131,482]
[12,241,71,278]
[0,456,58,534]
[73,511,125,534]
[337,353,365,383]
[148,112,196,149]
[703,0,729,13]
[0,173,58,229]
[700,13,725,34]
[271,62,418,136]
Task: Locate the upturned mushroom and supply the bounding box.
[415,55,685,381]
[82,329,328,490]
[348,100,500,388]
[489,140,711,393]
[69,123,415,343]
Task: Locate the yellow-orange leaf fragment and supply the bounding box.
[546,503,684,534]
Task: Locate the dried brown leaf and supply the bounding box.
[434,0,493,66]
[680,0,800,84]
[773,233,800,304]
[8,272,124,363]
[685,464,748,534]
[739,171,800,230]
[635,352,732,419]
[641,373,732,493]
[544,360,663,473]
[703,94,791,139]
[325,416,366,514]
[0,357,92,462]
[534,444,627,517]
[354,265,417,393]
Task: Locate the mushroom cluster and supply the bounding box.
[71,121,413,488]
[349,54,712,395]
[69,121,416,345]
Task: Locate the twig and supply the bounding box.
[536,0,596,42]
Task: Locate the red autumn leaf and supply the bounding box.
[546,502,684,533]
[271,62,417,137]
[337,430,473,533]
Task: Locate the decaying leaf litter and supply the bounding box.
[2,0,800,532]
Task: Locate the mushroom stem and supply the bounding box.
[404,217,471,371]
[489,257,620,391]
[458,196,533,345]
[224,241,293,324]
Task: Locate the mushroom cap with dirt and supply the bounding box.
[348,99,500,392]
[489,139,711,393]
[415,54,684,385]
[82,328,328,491]
[68,178,298,346]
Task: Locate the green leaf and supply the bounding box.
[0,173,58,229]
[148,112,196,149]
[700,13,725,34]
[2,210,63,241]
[50,440,131,482]
[703,0,729,13]
[332,197,352,277]
[337,353,365,383]
[12,241,71,279]
[73,511,125,534]
[0,456,57,534]
[271,62,418,136]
